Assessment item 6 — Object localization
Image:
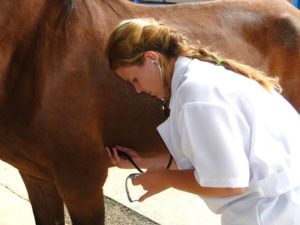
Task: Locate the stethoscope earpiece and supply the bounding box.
[148,57,168,116]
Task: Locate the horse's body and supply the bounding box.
[0,0,299,224]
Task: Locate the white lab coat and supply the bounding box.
[157,57,300,225]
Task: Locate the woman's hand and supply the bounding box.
[105,145,143,169]
[131,168,170,202]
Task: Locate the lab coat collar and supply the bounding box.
[170,56,193,105]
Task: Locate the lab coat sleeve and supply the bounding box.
[180,102,250,188]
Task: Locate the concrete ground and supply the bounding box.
[0,160,221,225]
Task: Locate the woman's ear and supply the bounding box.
[144,51,158,64]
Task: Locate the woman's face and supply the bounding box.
[115,56,163,99]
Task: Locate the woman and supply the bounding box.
[105,18,300,225]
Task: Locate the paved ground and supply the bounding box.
[0,160,221,225]
[105,197,158,225]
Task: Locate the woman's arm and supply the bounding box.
[142,152,177,170]
[105,145,177,170]
[132,168,247,202]
[164,169,246,196]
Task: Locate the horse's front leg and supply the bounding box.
[20,172,65,225]
[54,146,109,225]
[63,187,106,225]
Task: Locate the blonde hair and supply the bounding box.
[106,18,281,93]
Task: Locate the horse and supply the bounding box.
[0,0,299,224]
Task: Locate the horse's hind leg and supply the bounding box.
[20,172,65,225]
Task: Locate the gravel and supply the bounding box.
[64,196,158,225]
[105,197,158,225]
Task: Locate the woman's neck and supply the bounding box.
[164,57,176,99]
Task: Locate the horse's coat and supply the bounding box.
[0,0,299,224]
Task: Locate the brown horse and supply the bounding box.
[0,0,299,224]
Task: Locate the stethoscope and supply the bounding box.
[152,59,170,118]
[120,59,172,202]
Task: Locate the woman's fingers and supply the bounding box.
[111,147,121,164]
[131,174,141,186]
[105,147,116,165]
[105,146,138,168]
[131,174,158,202]
[138,191,154,202]
[105,145,144,169]
[105,146,123,166]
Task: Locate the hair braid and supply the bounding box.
[174,34,281,93]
